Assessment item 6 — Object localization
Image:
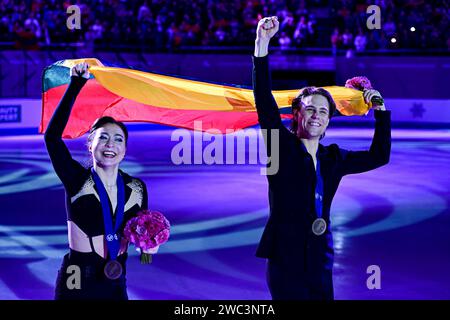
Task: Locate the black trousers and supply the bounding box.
[266,258,334,300]
[54,253,128,300]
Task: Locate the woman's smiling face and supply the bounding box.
[89,123,127,168]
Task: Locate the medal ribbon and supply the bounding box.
[91,168,125,261]
[315,156,324,219]
[300,142,324,219]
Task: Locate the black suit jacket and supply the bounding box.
[252,56,391,272]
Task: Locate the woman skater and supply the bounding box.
[45,62,157,300]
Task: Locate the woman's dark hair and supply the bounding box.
[87,116,129,146]
[290,86,337,139]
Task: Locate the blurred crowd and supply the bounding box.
[330,0,449,54]
[0,0,448,52]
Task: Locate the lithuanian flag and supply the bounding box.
[39,58,369,139]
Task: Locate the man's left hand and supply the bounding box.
[364,89,386,111]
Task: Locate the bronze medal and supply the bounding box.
[104,260,123,280]
[312,218,327,236]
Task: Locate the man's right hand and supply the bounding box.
[255,16,279,57]
[257,16,279,41]
[70,62,90,79]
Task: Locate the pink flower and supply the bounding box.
[124,210,170,251]
[345,76,373,91]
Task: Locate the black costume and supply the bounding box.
[44,76,148,300]
[252,56,391,300]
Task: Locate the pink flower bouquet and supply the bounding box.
[345,76,384,106]
[124,210,170,264]
[345,76,373,91]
